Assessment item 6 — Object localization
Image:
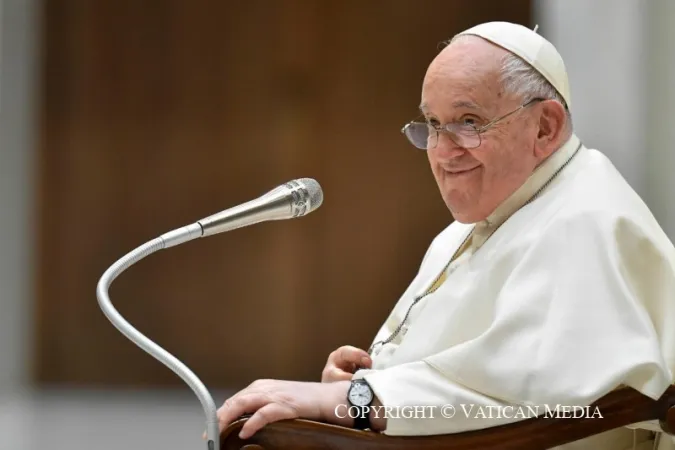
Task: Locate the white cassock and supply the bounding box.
[353,133,675,450]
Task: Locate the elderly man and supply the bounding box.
[215,22,675,449]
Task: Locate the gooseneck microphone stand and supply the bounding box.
[96,223,221,449]
[95,178,323,450]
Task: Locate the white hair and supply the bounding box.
[448,34,573,133]
[499,51,573,131]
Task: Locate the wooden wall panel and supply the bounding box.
[35,0,531,388]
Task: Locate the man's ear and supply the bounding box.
[534,100,568,158]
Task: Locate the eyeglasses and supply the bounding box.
[401,98,543,150]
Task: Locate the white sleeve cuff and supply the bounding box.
[354,361,528,436]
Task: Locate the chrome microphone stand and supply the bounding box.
[95,178,323,450]
[96,224,221,450]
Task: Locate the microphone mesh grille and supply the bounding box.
[298,178,323,210]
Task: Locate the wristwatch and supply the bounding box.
[347,379,374,430]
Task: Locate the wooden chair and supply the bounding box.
[220,385,675,450]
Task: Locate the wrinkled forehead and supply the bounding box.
[420,38,507,117]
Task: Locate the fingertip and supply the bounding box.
[239,422,256,440]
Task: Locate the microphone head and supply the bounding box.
[284,178,323,217]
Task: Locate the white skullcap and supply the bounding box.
[456,21,571,109]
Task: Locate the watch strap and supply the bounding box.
[353,405,371,430]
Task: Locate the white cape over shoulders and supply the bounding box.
[355,139,675,449]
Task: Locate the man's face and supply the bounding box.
[421,37,541,223]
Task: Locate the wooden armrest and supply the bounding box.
[220,385,675,450]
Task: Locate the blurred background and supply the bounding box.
[0,0,673,448]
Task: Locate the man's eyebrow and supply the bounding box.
[452,100,480,110]
[418,100,481,114]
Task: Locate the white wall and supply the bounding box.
[0,0,38,395]
[644,0,675,241]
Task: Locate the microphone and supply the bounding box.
[95,178,323,450]
[161,177,323,248]
[199,177,322,235]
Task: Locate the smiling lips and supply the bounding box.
[441,165,481,175]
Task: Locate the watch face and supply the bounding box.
[349,381,373,406]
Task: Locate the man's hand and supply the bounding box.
[216,379,354,439]
[322,346,372,382]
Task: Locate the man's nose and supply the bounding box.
[432,133,467,158]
